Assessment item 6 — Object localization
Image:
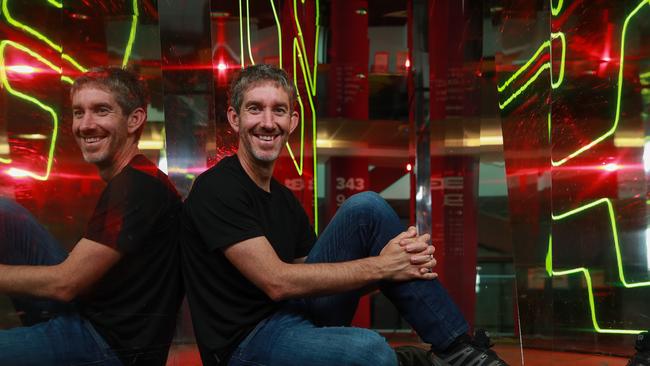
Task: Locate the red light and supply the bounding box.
[217,62,227,71]
[404,59,411,69]
[7,65,36,74]
[406,163,412,172]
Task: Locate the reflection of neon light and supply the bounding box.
[551,0,649,166]
[0,158,11,164]
[238,0,244,68]
[122,0,140,68]
[46,0,61,8]
[245,0,255,64]
[0,40,59,180]
[546,236,643,334]
[498,32,565,109]
[552,198,650,288]
[1,0,87,72]
[269,0,282,67]
[551,0,564,17]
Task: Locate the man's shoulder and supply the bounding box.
[188,155,247,200]
[108,155,180,200]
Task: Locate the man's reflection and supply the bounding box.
[0,67,183,366]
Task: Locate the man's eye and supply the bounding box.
[274,108,287,115]
[247,106,261,113]
[73,111,84,118]
[96,108,110,116]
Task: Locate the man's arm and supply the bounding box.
[0,238,120,302]
[223,228,436,301]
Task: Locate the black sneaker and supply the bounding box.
[627,331,650,366]
[428,329,509,366]
[394,345,431,366]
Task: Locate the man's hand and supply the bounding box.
[378,227,437,281]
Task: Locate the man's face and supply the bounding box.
[71,86,130,168]
[228,82,298,164]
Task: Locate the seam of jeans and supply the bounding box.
[232,314,273,360]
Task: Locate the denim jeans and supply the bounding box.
[229,192,469,366]
[0,198,122,366]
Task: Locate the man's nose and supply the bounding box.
[260,109,275,128]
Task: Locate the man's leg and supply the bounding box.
[304,191,468,350]
[0,198,74,325]
[228,304,397,366]
[0,313,122,366]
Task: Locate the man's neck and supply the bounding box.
[98,144,139,182]
[237,150,274,192]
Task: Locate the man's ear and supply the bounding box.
[227,106,240,133]
[127,107,146,135]
[289,110,299,134]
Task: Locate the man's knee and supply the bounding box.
[341,191,390,213]
[352,330,398,366]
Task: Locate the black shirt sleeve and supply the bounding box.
[85,169,161,253]
[187,172,264,252]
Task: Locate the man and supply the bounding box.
[181,64,508,366]
[0,67,183,365]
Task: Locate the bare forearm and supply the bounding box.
[0,264,70,301]
[268,257,385,300]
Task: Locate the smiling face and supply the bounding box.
[71,85,141,175]
[227,82,299,166]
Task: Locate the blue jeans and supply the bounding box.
[0,198,122,366]
[229,192,469,366]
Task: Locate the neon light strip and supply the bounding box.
[552,198,650,288]
[121,0,139,68]
[0,158,11,164]
[0,40,60,181]
[497,32,565,108]
[245,0,255,65]
[1,0,87,72]
[46,0,61,9]
[238,0,244,67]
[551,0,649,166]
[546,236,644,334]
[551,0,564,17]
[269,0,282,68]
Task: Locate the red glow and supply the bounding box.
[601,163,620,172]
[217,62,227,71]
[6,167,30,179]
[406,163,412,172]
[405,59,411,69]
[7,65,36,74]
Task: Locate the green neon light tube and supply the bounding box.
[0,40,60,180]
[551,0,649,166]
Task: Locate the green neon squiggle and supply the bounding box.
[551,0,564,17]
[246,0,255,65]
[0,40,60,181]
[552,198,650,288]
[238,0,244,67]
[551,0,649,166]
[1,0,87,72]
[547,236,644,334]
[0,157,11,164]
[46,0,61,9]
[121,0,139,68]
[497,32,565,109]
[269,0,282,68]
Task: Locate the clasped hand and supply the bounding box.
[379,226,437,281]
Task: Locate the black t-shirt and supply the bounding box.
[181,155,316,365]
[78,155,184,366]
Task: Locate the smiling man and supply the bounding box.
[181,64,509,366]
[0,67,183,366]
